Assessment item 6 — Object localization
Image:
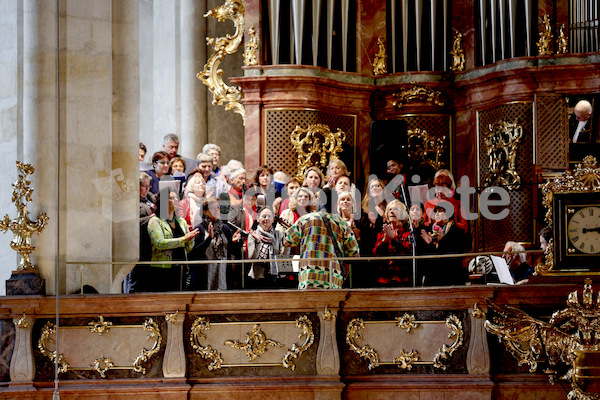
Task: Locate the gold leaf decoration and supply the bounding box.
[198,0,246,121]
[132,318,162,374]
[391,83,445,109]
[433,315,464,370]
[190,317,224,370]
[393,350,420,370]
[483,120,523,190]
[282,315,315,370]
[395,313,419,333]
[243,26,258,66]
[225,324,284,362]
[485,279,600,399]
[290,124,346,181]
[346,318,380,370]
[88,315,113,336]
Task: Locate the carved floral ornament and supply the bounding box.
[38,316,161,378]
[537,14,553,56]
[198,0,246,121]
[483,119,523,190]
[290,124,346,180]
[408,128,447,171]
[486,279,600,400]
[0,161,48,270]
[391,83,445,109]
[373,37,387,75]
[190,315,315,371]
[346,314,463,371]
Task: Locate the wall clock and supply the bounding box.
[537,156,600,275]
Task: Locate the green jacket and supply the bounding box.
[147,215,194,268]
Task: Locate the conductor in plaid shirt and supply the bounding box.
[284,210,359,289]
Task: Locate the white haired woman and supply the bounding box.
[178,173,206,229]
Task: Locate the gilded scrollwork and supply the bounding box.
[557,24,568,54]
[483,120,523,190]
[346,318,380,370]
[282,315,315,370]
[433,314,464,370]
[38,318,161,378]
[486,279,600,399]
[373,37,387,75]
[322,307,335,321]
[290,124,346,180]
[198,0,245,120]
[165,311,179,324]
[0,161,49,270]
[536,156,600,275]
[243,26,258,66]
[90,355,114,378]
[17,313,29,329]
[537,14,553,56]
[190,317,224,371]
[132,318,162,374]
[347,314,464,371]
[393,350,420,370]
[472,303,486,319]
[38,321,70,374]
[88,315,113,335]
[407,128,447,170]
[395,313,418,333]
[391,83,445,109]
[450,32,465,72]
[225,324,284,361]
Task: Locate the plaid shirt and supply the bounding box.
[284,212,359,289]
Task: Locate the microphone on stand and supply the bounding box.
[395,173,418,288]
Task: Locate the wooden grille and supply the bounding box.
[265,109,356,177]
[477,102,534,250]
[536,94,568,169]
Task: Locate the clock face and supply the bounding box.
[567,206,600,255]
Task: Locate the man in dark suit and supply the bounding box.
[570,100,593,143]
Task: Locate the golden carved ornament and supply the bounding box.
[198,0,245,121]
[408,128,447,170]
[394,350,420,370]
[17,313,29,329]
[225,324,284,361]
[190,317,224,371]
[450,32,465,72]
[373,37,387,75]
[485,279,600,399]
[0,161,49,270]
[395,313,418,333]
[132,318,162,374]
[282,315,315,371]
[88,315,113,335]
[472,303,486,319]
[322,307,335,321]
[347,315,463,371]
[90,355,114,378]
[38,318,161,378]
[557,24,568,54]
[290,124,346,181]
[243,26,258,66]
[536,156,600,275]
[190,315,314,371]
[433,314,463,370]
[483,120,523,190]
[165,311,179,324]
[38,321,70,374]
[537,14,553,56]
[346,318,380,370]
[391,83,445,109]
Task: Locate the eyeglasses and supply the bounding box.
[141,184,151,188]
[156,161,168,165]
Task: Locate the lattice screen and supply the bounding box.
[265,109,356,177]
[477,102,534,250]
[402,114,453,171]
[535,94,568,169]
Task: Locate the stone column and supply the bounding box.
[110,0,140,293]
[180,0,207,160]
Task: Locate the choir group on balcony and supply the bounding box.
[131,134,532,292]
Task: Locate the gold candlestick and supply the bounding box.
[0,161,48,271]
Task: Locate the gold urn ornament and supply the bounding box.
[0,161,48,271]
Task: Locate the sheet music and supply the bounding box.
[490,255,514,285]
